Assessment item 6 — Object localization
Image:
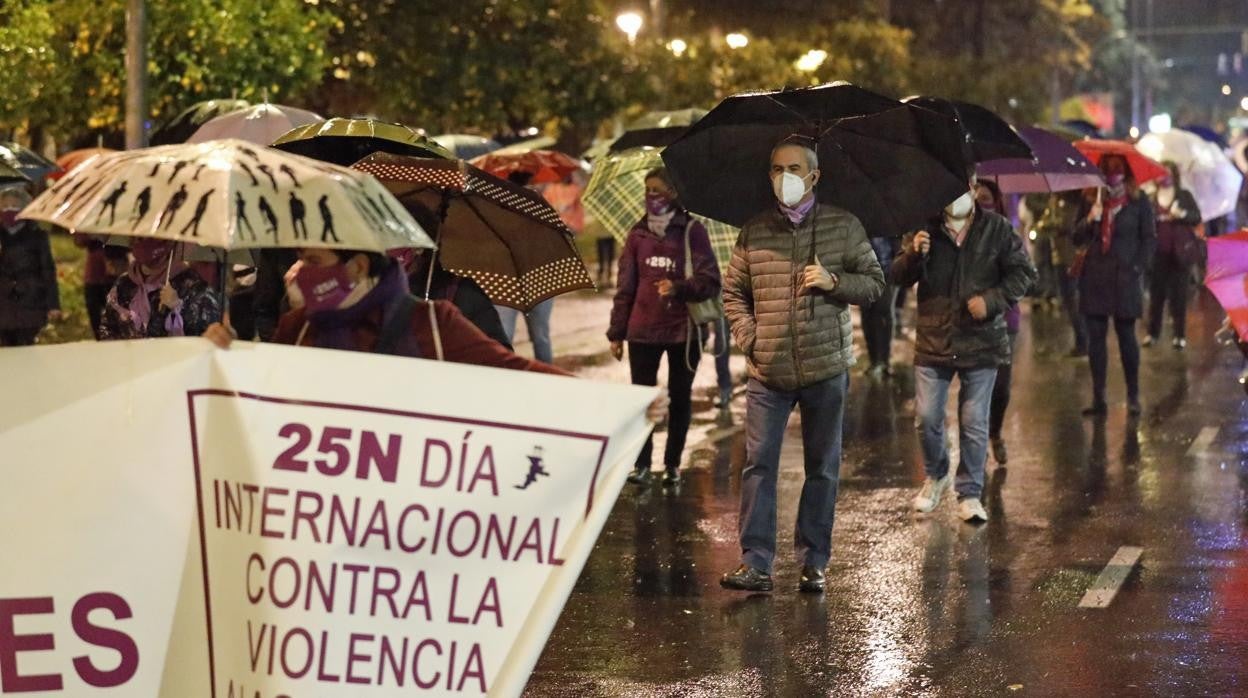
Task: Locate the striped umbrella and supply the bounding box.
[582,146,738,270]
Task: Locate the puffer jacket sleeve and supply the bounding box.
[606,231,639,342]
[825,216,883,306]
[982,222,1037,317]
[722,227,756,356]
[672,219,721,303]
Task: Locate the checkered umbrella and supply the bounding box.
[582,146,738,271]
[352,153,594,311]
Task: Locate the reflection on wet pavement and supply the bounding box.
[527,296,1247,696]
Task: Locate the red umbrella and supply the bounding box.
[1205,230,1248,339]
[471,149,583,185]
[51,148,115,181]
[1072,139,1169,184]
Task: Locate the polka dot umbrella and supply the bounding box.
[352,152,594,310]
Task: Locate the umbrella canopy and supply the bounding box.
[1072,139,1169,185]
[0,162,30,187]
[1137,129,1244,222]
[1205,230,1248,339]
[187,103,323,146]
[608,108,710,154]
[20,139,432,253]
[432,134,503,160]
[272,118,452,167]
[52,148,115,181]
[471,149,584,185]
[903,96,1033,162]
[1061,119,1102,138]
[0,142,60,182]
[149,99,250,146]
[352,153,593,310]
[583,146,739,270]
[977,127,1104,193]
[661,82,970,236]
[1181,125,1229,149]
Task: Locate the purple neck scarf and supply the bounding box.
[306,262,411,352]
[779,195,816,225]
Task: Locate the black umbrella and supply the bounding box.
[661,82,970,237]
[903,96,1033,162]
[272,118,452,166]
[607,108,709,154]
[0,142,60,182]
[149,99,250,146]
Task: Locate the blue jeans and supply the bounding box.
[712,318,732,398]
[738,374,847,572]
[495,299,554,364]
[914,365,997,500]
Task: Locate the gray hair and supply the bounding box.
[771,136,819,171]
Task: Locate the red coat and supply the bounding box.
[274,299,570,377]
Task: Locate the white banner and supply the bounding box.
[0,339,655,697]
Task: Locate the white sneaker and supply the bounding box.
[958,498,988,523]
[912,475,951,513]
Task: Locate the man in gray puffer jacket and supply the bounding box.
[720,137,884,593]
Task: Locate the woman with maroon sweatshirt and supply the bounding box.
[608,167,722,487]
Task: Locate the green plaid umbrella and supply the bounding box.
[583,146,738,271]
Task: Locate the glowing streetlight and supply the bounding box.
[1128,126,1140,139]
[1223,84,1233,96]
[616,11,643,45]
[795,49,828,72]
[725,32,749,49]
[1241,96,1248,111]
[667,38,687,57]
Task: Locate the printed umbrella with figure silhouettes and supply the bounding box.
[19,139,433,254]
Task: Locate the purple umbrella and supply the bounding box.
[977,126,1105,193]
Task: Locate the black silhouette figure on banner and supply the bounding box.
[258,196,279,239]
[132,186,152,223]
[66,178,112,217]
[167,161,189,184]
[289,192,308,240]
[318,195,338,243]
[364,195,391,226]
[239,146,263,162]
[147,162,162,178]
[238,162,260,187]
[97,182,127,225]
[347,193,383,231]
[279,164,301,188]
[235,192,257,240]
[56,177,90,208]
[257,164,279,189]
[514,448,549,490]
[158,184,190,230]
[373,194,400,221]
[178,189,214,237]
[192,163,208,181]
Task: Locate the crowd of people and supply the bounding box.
[0,109,1237,598]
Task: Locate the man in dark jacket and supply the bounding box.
[1145,162,1201,350]
[0,188,60,346]
[720,137,884,593]
[892,178,1036,523]
[1073,155,1156,416]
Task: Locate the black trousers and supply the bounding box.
[0,327,40,346]
[863,284,897,366]
[1147,253,1190,340]
[84,282,112,340]
[1085,315,1140,406]
[596,237,617,281]
[989,333,1017,438]
[629,341,701,471]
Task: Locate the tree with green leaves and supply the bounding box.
[0,0,333,146]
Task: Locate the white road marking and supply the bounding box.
[1079,546,1144,609]
[1186,426,1220,457]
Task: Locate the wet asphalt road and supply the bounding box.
[525,293,1248,697]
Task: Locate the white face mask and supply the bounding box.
[772,171,814,207]
[944,191,974,220]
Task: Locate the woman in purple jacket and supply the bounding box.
[608,168,722,486]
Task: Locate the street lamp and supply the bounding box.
[725,32,749,49]
[616,11,643,46]
[1223,84,1233,96]
[795,49,827,72]
[667,38,687,57]
[1240,96,1248,111]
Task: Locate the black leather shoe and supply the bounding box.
[720,565,773,592]
[798,566,826,593]
[1081,403,1108,417]
[662,467,680,486]
[990,436,1008,464]
[626,468,652,485]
